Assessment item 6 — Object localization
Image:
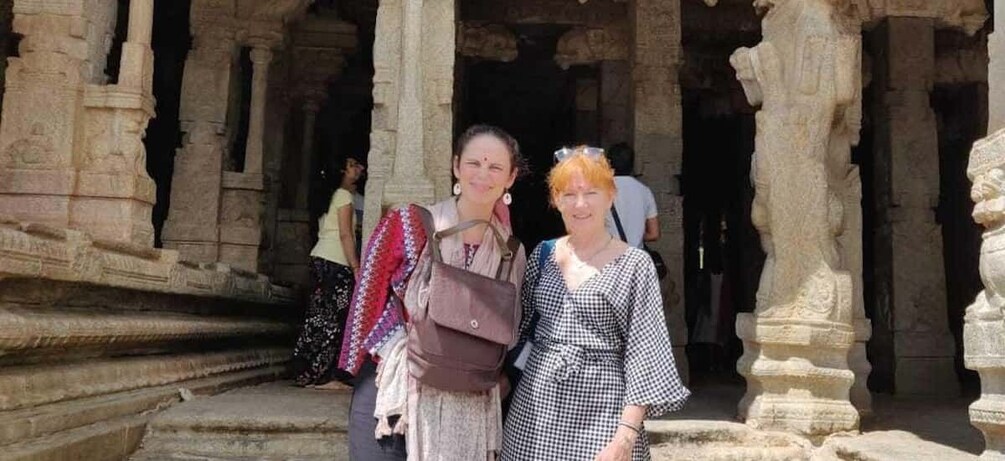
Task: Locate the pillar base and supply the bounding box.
[736,313,858,437]
[274,209,312,286]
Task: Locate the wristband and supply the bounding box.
[617,420,642,436]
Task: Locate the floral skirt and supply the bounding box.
[292,257,355,386]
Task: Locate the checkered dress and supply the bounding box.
[501,244,689,461]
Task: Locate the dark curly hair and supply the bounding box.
[453,124,528,178]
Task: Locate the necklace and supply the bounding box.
[568,235,613,269]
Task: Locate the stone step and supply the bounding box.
[130,381,351,460]
[648,420,813,460]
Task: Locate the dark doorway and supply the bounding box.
[457,24,592,249]
[681,94,759,381]
[145,0,192,247]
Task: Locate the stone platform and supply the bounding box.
[130,382,351,460]
[125,378,981,460]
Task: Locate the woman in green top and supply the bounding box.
[292,154,366,388]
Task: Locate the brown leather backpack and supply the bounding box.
[407,208,521,392]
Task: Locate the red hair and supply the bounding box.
[547,148,617,206]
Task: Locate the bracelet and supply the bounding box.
[617,420,642,436]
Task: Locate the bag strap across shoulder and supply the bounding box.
[414,206,521,281]
[610,205,628,242]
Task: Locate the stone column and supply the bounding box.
[966,3,1005,458]
[363,0,454,242]
[217,44,274,272]
[873,18,959,396]
[629,0,688,380]
[295,100,321,210]
[245,46,273,175]
[0,0,116,230]
[730,0,862,436]
[162,7,237,262]
[275,99,321,285]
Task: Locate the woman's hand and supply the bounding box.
[594,428,635,461]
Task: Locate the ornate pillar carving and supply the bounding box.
[629,0,688,380]
[363,0,455,243]
[0,0,158,246]
[730,0,865,436]
[966,1,1005,458]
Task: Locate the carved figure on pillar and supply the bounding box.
[730,0,865,436]
[966,129,1005,460]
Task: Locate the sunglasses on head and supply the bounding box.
[553,146,604,163]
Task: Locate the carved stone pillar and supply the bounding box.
[162,6,237,262]
[872,18,959,396]
[0,1,107,225]
[245,46,273,175]
[363,0,454,242]
[275,100,321,285]
[295,100,321,211]
[966,3,1005,458]
[0,0,157,246]
[629,0,688,380]
[215,44,273,273]
[730,0,863,436]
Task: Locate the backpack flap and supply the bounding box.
[426,261,517,346]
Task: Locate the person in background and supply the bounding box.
[605,143,659,249]
[291,154,365,389]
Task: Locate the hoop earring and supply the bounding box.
[502,191,513,205]
[453,183,461,196]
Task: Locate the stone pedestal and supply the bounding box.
[730,0,863,436]
[873,18,959,396]
[630,0,689,380]
[0,0,157,246]
[219,172,265,273]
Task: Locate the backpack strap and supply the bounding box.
[610,205,628,242]
[538,238,556,270]
[415,206,521,281]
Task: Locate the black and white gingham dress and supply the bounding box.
[501,244,690,461]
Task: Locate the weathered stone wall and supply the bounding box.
[0,217,296,460]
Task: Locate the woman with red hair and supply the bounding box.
[502,147,689,461]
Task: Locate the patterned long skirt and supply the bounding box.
[292,257,355,386]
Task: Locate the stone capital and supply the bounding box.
[249,46,274,66]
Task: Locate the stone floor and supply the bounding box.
[663,374,984,455]
[128,376,985,460]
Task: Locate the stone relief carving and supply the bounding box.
[966,128,1005,459]
[730,0,867,436]
[554,24,629,69]
[3,125,57,170]
[458,23,518,62]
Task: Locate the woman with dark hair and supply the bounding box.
[291,154,366,388]
[339,125,527,460]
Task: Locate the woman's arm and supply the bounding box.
[595,405,647,461]
[337,203,358,272]
[643,216,660,242]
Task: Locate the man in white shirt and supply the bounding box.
[604,143,660,248]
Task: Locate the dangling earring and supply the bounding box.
[502,190,513,205]
[453,183,461,196]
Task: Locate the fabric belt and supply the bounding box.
[534,338,622,383]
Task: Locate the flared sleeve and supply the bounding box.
[622,253,690,418]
